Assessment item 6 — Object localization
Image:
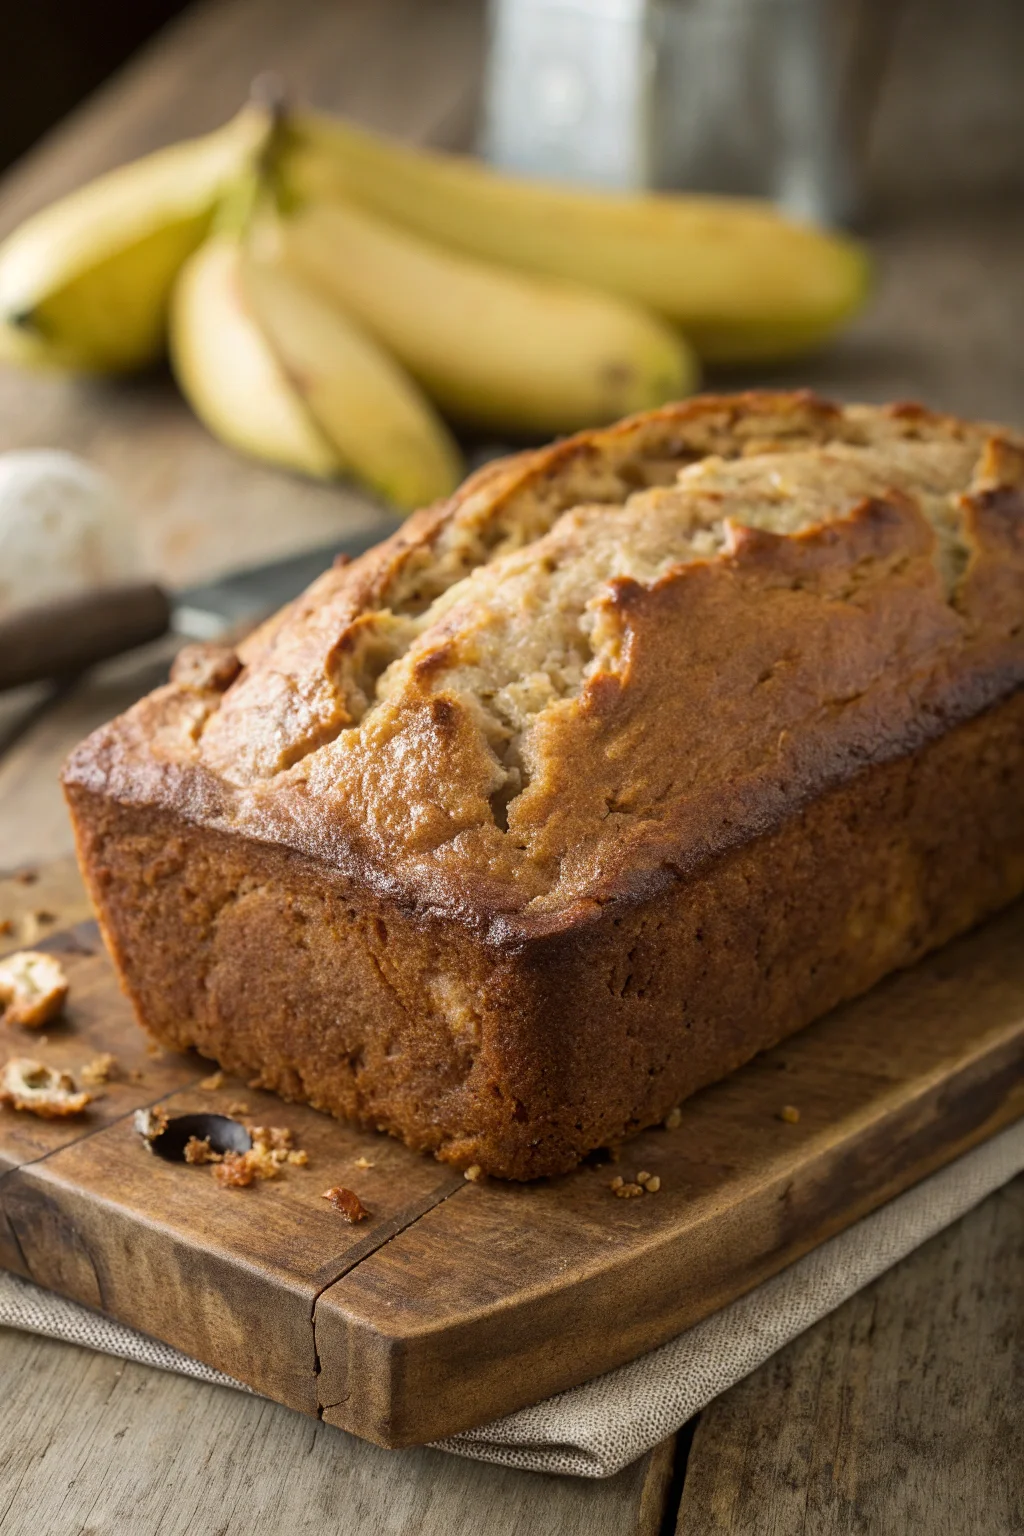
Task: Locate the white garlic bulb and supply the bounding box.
[0,450,139,618]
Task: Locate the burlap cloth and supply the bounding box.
[2,1120,1021,1478]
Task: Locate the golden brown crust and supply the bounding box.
[64,392,1024,929]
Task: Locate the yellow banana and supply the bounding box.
[170,233,342,480]
[270,199,697,437]
[0,104,271,373]
[170,230,462,508]
[240,235,463,508]
[281,112,869,364]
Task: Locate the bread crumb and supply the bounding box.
[353,1156,374,1170]
[644,1175,661,1193]
[80,1052,118,1086]
[463,1164,484,1182]
[226,1099,251,1116]
[250,1125,292,1152]
[322,1186,369,1222]
[128,1068,146,1084]
[214,1144,281,1187]
[614,1182,644,1198]
[199,1070,225,1091]
[183,1135,222,1165]
[32,910,56,926]
[12,869,37,885]
[779,1104,801,1124]
[609,1175,624,1191]
[0,951,68,1029]
[0,919,13,937]
[247,1126,308,1170]
[636,1170,652,1185]
[0,1057,90,1118]
[664,1106,683,1130]
[214,1151,258,1187]
[145,1041,165,1059]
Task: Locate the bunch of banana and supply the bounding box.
[170,227,462,508]
[279,112,871,364]
[0,89,870,511]
[270,199,692,436]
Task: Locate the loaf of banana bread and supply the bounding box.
[64,392,1024,1178]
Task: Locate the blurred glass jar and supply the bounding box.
[483,0,893,224]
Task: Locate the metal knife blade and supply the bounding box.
[0,519,397,693]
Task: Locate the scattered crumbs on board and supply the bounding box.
[80,1052,119,1086]
[610,1170,662,1198]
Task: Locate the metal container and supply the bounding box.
[483,0,881,224]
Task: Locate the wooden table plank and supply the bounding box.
[0,1328,675,1535]
[746,202,1024,427]
[675,1176,1024,1536]
[0,0,483,234]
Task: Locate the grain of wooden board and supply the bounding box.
[675,1176,1024,1536]
[1,901,1022,1448]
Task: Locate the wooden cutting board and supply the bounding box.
[1,908,1022,1449]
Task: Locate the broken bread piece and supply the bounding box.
[0,951,68,1029]
[0,1057,90,1117]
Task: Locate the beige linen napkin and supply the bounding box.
[2,1119,1021,1479]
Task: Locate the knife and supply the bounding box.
[0,521,395,693]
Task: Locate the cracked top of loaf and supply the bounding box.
[64,391,1024,938]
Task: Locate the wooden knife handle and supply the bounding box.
[0,582,172,692]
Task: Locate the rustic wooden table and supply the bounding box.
[0,1,1021,1530]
